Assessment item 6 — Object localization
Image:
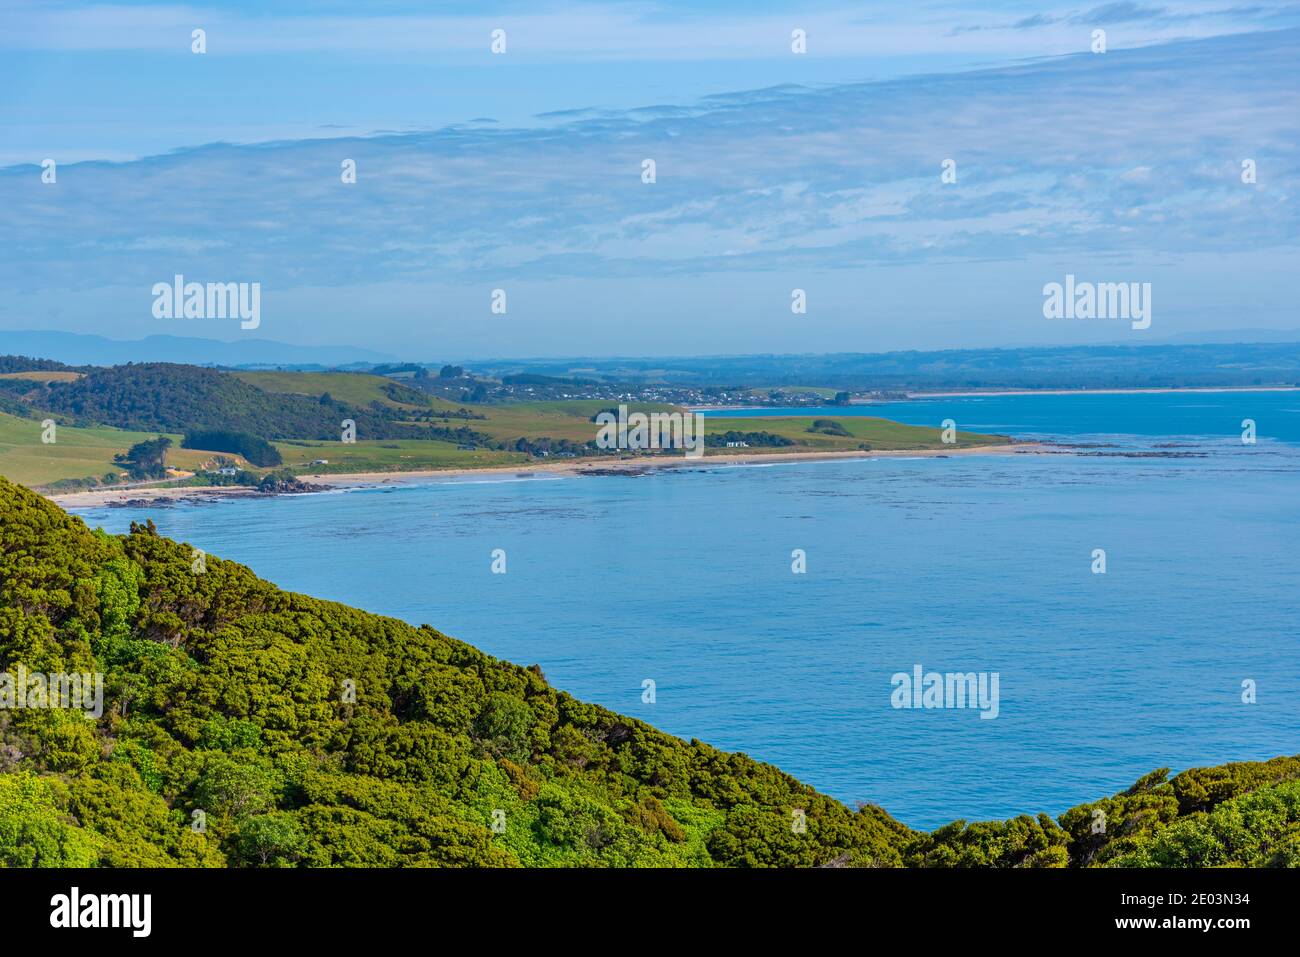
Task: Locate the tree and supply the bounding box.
[235,813,305,867]
[114,436,171,479]
[193,755,278,821]
[473,692,534,761]
[183,429,282,467]
[0,773,100,867]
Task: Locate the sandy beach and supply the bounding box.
[46,442,1042,509]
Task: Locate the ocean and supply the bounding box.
[73,390,1300,828]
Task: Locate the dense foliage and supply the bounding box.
[906,759,1300,868]
[0,356,75,374]
[806,419,852,436]
[704,430,796,448]
[182,430,283,467]
[32,363,419,441]
[0,477,1296,868]
[114,436,172,480]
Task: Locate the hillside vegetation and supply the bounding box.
[30,363,418,442]
[1,477,1297,867]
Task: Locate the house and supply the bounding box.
[216,466,241,476]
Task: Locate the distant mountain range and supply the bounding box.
[463,342,1300,391]
[0,330,397,368]
[3,329,1299,390]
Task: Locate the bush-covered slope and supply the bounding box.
[30,363,418,441]
[0,476,1296,867]
[0,477,908,866]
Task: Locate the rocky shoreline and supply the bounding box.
[100,475,331,508]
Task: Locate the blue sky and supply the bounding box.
[1,1,1297,358]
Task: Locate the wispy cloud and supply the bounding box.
[2,27,1295,294]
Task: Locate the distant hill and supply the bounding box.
[29,363,418,440]
[7,331,1299,389]
[463,342,1300,391]
[0,331,395,368]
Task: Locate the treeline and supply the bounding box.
[114,436,171,480]
[509,436,590,457]
[1,476,1298,868]
[807,419,851,436]
[383,383,485,420]
[906,759,1300,867]
[704,431,795,448]
[0,355,75,374]
[28,363,421,441]
[182,430,282,467]
[424,424,496,447]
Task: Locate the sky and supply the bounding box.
[1,1,1298,359]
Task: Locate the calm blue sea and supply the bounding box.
[75,390,1300,829]
[707,388,1300,447]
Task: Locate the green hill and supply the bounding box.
[1,476,1297,867]
[29,363,421,442]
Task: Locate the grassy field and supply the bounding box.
[472,400,677,445]
[238,372,677,446]
[0,370,83,383]
[705,414,1008,451]
[0,412,254,488]
[232,371,421,410]
[273,438,529,474]
[0,412,143,486]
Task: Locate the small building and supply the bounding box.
[217,466,241,476]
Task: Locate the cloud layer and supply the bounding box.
[0,12,1296,354]
[3,28,1296,290]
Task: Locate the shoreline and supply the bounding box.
[47,442,1041,509]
